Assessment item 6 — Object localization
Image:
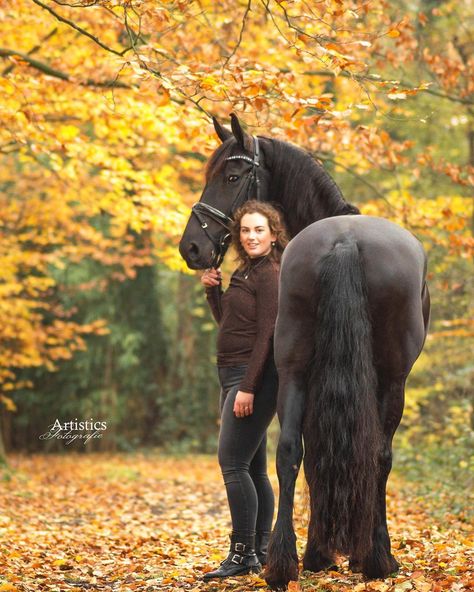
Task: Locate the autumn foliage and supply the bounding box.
[0,2,472,590]
[0,0,472,400]
[0,454,473,591]
[0,0,471,479]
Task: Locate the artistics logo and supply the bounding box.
[39,418,108,445]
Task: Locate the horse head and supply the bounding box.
[179,114,272,270]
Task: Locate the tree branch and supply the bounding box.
[52,1,96,6]
[27,29,195,117]
[262,0,473,107]
[31,0,130,57]
[2,28,58,76]
[314,151,396,210]
[0,48,131,88]
[222,0,252,68]
[278,68,474,106]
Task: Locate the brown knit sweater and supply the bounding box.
[205,256,279,394]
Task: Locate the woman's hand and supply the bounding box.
[233,390,254,418]
[201,267,222,288]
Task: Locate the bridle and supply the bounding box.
[191,136,261,268]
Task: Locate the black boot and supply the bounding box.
[255,531,271,566]
[202,534,262,580]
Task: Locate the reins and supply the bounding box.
[191,136,261,268]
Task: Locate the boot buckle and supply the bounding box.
[234,542,246,552]
[231,554,244,564]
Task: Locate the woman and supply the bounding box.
[200,200,288,580]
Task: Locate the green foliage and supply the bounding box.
[157,270,220,453]
[394,436,473,521]
[6,259,221,453]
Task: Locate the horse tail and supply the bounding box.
[303,239,381,560]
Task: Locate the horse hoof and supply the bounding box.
[362,554,399,579]
[264,573,290,591]
[349,559,363,573]
[265,579,289,591]
[302,550,335,573]
[264,564,298,591]
[389,556,400,574]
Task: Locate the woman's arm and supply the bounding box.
[201,268,223,323]
[238,264,279,394]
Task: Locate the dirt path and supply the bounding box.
[0,454,472,591]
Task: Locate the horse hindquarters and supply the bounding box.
[303,239,382,562]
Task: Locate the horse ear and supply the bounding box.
[230,113,248,149]
[213,116,232,143]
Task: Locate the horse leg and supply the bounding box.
[359,274,429,578]
[302,479,336,572]
[265,318,314,590]
[360,375,405,578]
[264,376,305,590]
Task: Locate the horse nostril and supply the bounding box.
[189,242,200,259]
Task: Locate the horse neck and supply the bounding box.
[267,140,358,238]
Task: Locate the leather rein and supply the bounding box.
[191,136,261,268]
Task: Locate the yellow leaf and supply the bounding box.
[0,395,17,412]
[387,29,400,37]
[53,559,68,566]
[201,75,218,89]
[367,583,390,591]
[57,125,79,142]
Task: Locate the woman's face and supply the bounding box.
[239,212,276,259]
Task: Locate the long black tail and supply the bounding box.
[303,239,381,560]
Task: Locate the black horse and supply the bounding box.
[179,114,430,590]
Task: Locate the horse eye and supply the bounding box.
[227,175,239,183]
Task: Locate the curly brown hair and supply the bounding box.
[231,200,289,267]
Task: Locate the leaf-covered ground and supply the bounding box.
[0,454,472,592]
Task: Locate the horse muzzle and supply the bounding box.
[178,238,215,270]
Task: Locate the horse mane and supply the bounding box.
[266,138,359,237]
[205,134,359,238]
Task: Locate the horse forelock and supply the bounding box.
[205,140,232,182]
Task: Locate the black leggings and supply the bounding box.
[217,360,278,538]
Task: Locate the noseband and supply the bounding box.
[191,136,261,268]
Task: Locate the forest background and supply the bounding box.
[0,0,472,513]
